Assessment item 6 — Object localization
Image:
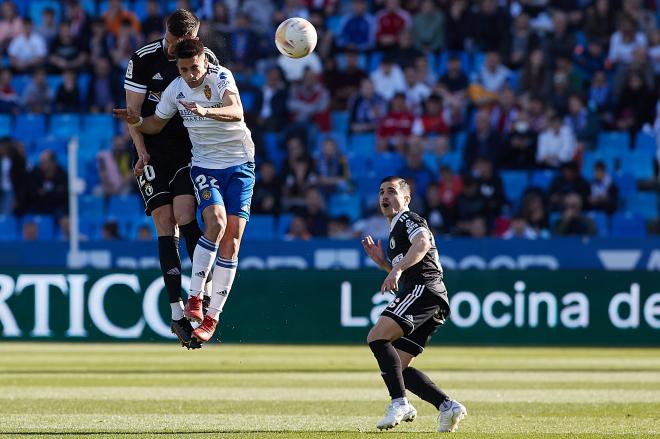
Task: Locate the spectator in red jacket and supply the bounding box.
[375,0,411,51]
[377,92,414,152]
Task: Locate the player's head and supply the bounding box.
[174,38,208,88]
[164,9,200,58]
[378,176,411,219]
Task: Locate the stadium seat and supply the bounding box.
[586,211,609,237]
[50,114,80,139]
[263,132,284,170]
[614,172,637,198]
[329,193,362,221]
[82,114,114,142]
[619,151,655,180]
[127,217,157,240]
[597,131,630,153]
[326,15,342,34]
[243,215,275,240]
[275,213,293,238]
[530,169,557,191]
[315,132,347,154]
[500,171,529,203]
[438,151,462,172]
[29,0,61,26]
[10,75,30,97]
[471,52,486,75]
[423,152,440,175]
[108,194,143,217]
[624,192,658,220]
[349,133,376,155]
[0,114,11,137]
[372,152,401,178]
[15,114,46,144]
[452,131,467,151]
[582,151,615,180]
[347,152,369,178]
[241,90,256,112]
[77,73,92,105]
[331,111,349,134]
[80,0,96,14]
[611,212,646,237]
[34,136,68,156]
[22,215,56,240]
[634,131,657,155]
[79,195,105,219]
[368,51,384,72]
[335,52,368,71]
[0,215,18,240]
[47,74,63,94]
[133,0,149,20]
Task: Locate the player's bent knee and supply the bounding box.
[151,206,176,235]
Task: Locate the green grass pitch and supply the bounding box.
[0,343,658,438]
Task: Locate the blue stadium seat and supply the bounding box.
[243,215,275,240]
[611,212,646,237]
[586,211,609,237]
[438,151,462,173]
[133,0,149,20]
[329,193,362,221]
[10,74,30,97]
[614,172,637,198]
[326,15,342,34]
[530,169,557,191]
[79,195,105,219]
[34,136,68,156]
[0,215,18,240]
[127,217,157,240]
[471,52,486,75]
[0,114,11,137]
[368,51,384,72]
[263,132,284,170]
[82,114,114,142]
[373,152,402,178]
[437,51,471,76]
[349,133,376,155]
[99,0,129,14]
[335,52,368,71]
[241,90,256,112]
[77,73,92,105]
[249,73,265,88]
[15,114,46,144]
[634,131,657,155]
[347,152,369,178]
[50,113,80,139]
[331,111,349,134]
[22,215,55,240]
[315,133,348,155]
[29,0,61,26]
[108,194,143,217]
[423,152,440,175]
[47,74,63,94]
[81,0,96,14]
[619,151,655,180]
[624,192,658,220]
[597,131,630,153]
[276,213,293,238]
[452,131,467,151]
[500,171,529,202]
[582,151,615,180]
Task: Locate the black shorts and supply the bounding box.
[382,282,450,357]
[134,149,195,215]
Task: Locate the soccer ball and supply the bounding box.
[275,17,317,59]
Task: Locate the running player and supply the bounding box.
[114,38,255,345]
[124,9,217,349]
[361,176,467,432]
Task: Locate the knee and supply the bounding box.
[174,209,195,227]
[206,213,226,240]
[152,208,176,235]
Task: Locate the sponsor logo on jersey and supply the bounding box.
[389,237,395,249]
[392,254,404,266]
[202,190,211,200]
[151,72,163,80]
[204,84,212,100]
[147,91,161,102]
[176,92,186,99]
[126,60,133,79]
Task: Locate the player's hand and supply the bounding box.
[180,101,208,117]
[361,235,385,265]
[380,268,401,295]
[112,108,141,125]
[133,151,150,177]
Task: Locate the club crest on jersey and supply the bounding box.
[389,237,395,249]
[202,190,211,200]
[204,84,212,100]
[176,91,185,99]
[144,183,153,196]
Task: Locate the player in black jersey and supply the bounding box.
[361,176,467,432]
[124,9,218,349]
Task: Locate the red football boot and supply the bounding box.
[184,295,204,323]
[192,315,218,342]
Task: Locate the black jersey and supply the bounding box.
[124,39,218,151]
[387,210,445,290]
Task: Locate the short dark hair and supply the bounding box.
[166,9,199,37]
[380,176,411,195]
[174,38,204,60]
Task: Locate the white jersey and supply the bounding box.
[155,65,255,169]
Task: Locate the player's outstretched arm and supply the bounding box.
[180,90,243,122]
[361,235,392,272]
[112,109,169,135]
[380,231,431,293]
[125,90,150,176]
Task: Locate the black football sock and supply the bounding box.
[158,236,182,306]
[179,219,203,263]
[402,366,449,409]
[369,339,406,400]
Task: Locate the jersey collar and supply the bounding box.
[389,208,409,232]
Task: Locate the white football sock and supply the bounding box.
[207,257,238,320]
[170,300,184,320]
[189,236,218,298]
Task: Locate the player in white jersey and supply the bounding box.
[113,38,255,345]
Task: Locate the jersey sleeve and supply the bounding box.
[154,81,177,120]
[216,69,239,99]
[124,52,149,94]
[404,214,429,243]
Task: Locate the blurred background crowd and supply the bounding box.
[0,0,659,242]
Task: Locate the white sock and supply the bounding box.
[170,301,184,320]
[203,276,212,298]
[189,236,218,298]
[392,397,408,406]
[207,257,238,320]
